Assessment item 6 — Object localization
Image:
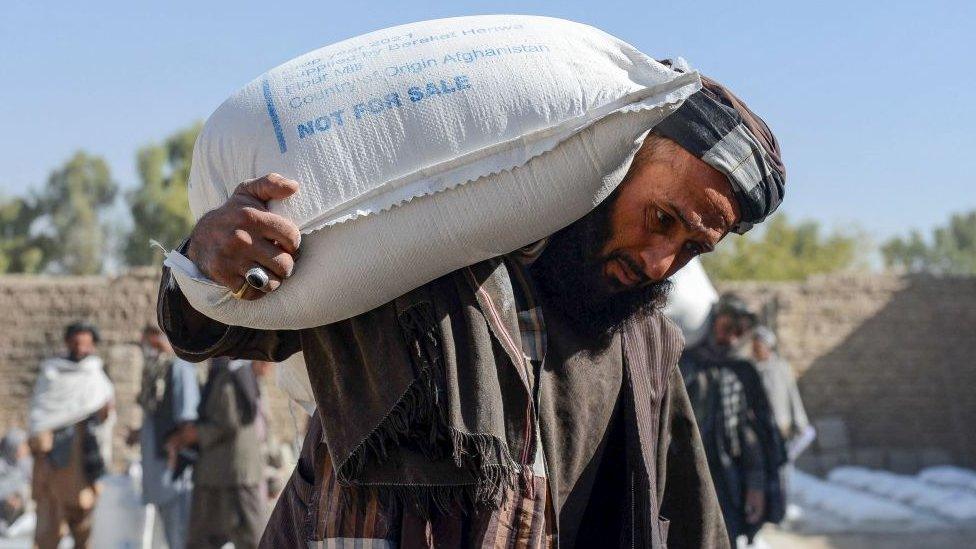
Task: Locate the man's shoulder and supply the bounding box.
[652,309,685,346]
[388,256,508,322]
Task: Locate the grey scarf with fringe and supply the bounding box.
[302,257,536,511]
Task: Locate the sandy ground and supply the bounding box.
[760,525,975,549]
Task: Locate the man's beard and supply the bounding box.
[530,193,671,353]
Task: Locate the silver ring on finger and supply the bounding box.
[244,266,271,292]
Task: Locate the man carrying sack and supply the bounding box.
[158,73,786,548]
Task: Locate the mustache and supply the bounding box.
[605,252,651,287]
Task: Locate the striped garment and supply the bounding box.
[262,245,558,548]
[319,443,553,547]
[717,368,747,457]
[719,368,746,458]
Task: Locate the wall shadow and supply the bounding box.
[796,275,976,472]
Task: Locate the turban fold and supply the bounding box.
[654,60,786,233]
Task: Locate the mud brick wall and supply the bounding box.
[719,274,976,473]
[0,269,305,470]
[2,270,974,474]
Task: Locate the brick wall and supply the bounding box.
[719,274,976,473]
[0,269,305,470]
[2,270,973,474]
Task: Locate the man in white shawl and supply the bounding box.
[28,321,114,549]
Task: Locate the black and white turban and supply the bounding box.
[655,61,786,233]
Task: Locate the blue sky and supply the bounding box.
[1,0,973,240]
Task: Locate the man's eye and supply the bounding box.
[684,241,704,257]
[656,209,673,227]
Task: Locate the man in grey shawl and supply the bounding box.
[127,325,201,549]
[752,326,814,458]
[157,69,787,548]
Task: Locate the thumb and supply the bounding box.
[235,173,300,203]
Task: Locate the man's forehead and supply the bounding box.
[700,186,737,235]
[675,152,738,236]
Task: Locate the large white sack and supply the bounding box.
[919,466,976,493]
[166,15,703,329]
[662,257,718,346]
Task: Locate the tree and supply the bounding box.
[37,152,117,275]
[882,211,976,275]
[123,123,201,266]
[701,214,861,281]
[0,195,49,273]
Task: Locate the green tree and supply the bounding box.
[701,214,861,281]
[0,195,49,273]
[38,152,118,274]
[882,211,976,275]
[123,123,201,266]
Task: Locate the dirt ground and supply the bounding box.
[761,526,974,548]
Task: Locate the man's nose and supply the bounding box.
[638,242,681,281]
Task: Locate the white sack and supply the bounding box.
[919,465,976,493]
[28,356,114,434]
[662,257,718,346]
[829,466,976,522]
[790,470,917,525]
[166,15,702,329]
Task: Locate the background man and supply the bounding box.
[158,74,786,548]
[680,296,786,546]
[169,358,267,549]
[27,322,114,549]
[129,325,200,549]
[752,326,814,460]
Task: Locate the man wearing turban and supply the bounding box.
[158,67,786,548]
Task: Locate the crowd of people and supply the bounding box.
[0,321,294,549]
[0,303,815,549]
[0,303,814,549]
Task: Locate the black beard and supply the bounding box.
[530,193,671,353]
